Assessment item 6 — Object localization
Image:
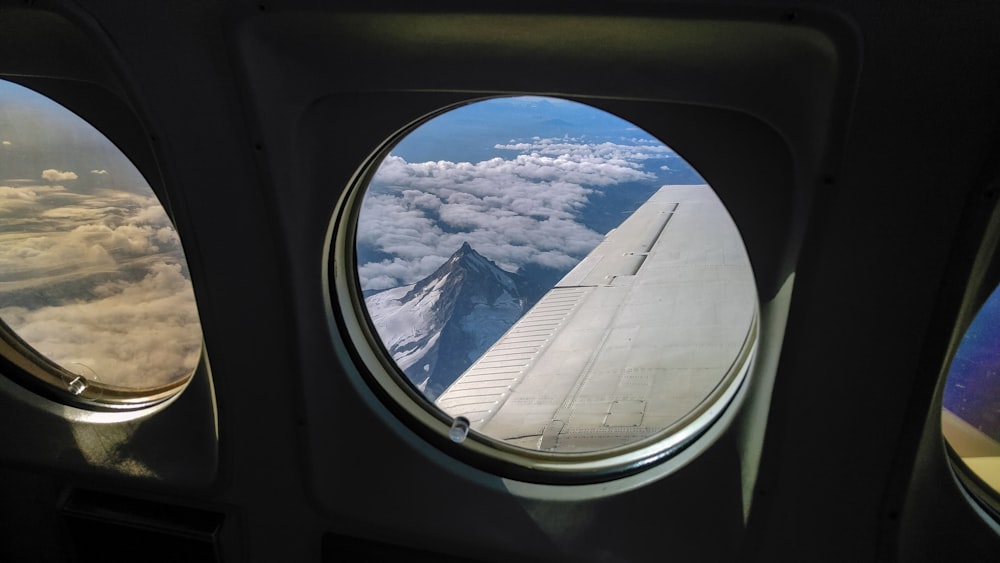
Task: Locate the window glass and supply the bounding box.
[942,283,1000,495]
[352,97,757,458]
[0,79,202,403]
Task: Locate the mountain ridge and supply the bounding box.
[365,242,543,398]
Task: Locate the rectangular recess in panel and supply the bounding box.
[60,489,224,562]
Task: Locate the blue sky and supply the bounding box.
[0,80,147,192]
[943,285,1000,441]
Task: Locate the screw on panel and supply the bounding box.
[449,416,471,443]
[66,363,100,399]
[67,377,87,396]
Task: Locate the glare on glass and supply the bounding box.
[0,79,202,401]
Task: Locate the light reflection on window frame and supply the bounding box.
[0,79,204,409]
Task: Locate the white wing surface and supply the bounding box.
[435,185,757,452]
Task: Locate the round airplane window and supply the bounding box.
[0,80,203,407]
[942,282,1000,507]
[333,96,758,478]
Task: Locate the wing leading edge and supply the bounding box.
[435,185,757,452]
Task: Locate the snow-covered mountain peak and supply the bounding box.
[365,243,543,399]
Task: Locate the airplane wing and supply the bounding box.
[435,184,758,452]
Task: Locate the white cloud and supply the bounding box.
[41,169,78,182]
[0,187,182,280]
[0,262,201,388]
[1,140,11,146]
[493,137,676,162]
[0,184,70,215]
[90,169,109,175]
[0,183,200,389]
[356,137,664,290]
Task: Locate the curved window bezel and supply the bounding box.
[936,180,1000,523]
[945,438,1000,520]
[0,319,193,410]
[941,288,1000,518]
[328,95,760,483]
[0,78,204,411]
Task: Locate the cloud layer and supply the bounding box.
[41,169,78,182]
[0,176,202,390]
[357,137,664,290]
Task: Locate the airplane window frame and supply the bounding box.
[0,77,205,411]
[921,177,1000,533]
[329,96,760,483]
[0,319,193,409]
[940,280,1000,520]
[946,441,1000,520]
